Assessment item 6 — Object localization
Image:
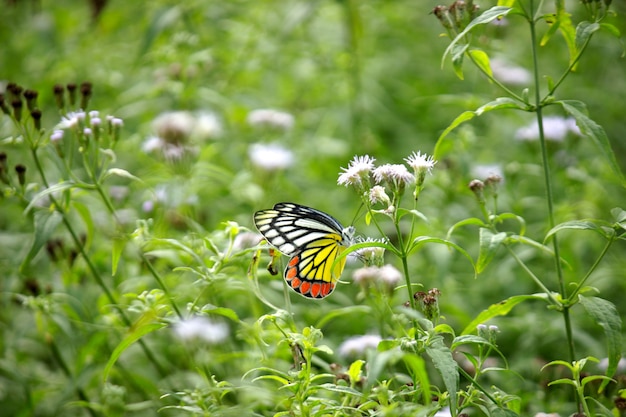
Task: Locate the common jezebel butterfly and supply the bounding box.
[253,203,355,299]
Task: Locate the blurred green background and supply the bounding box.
[1,0,625,415]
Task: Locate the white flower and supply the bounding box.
[193,111,222,140]
[597,357,626,373]
[353,237,386,266]
[404,151,436,175]
[247,109,295,131]
[368,185,390,205]
[50,130,64,143]
[57,111,86,129]
[90,117,101,128]
[514,116,581,142]
[89,110,100,118]
[142,136,165,153]
[352,266,380,285]
[433,407,452,417]
[378,264,402,287]
[372,164,415,187]
[471,164,503,181]
[248,142,294,171]
[338,155,376,187]
[338,334,381,357]
[490,58,531,85]
[173,316,229,344]
[233,232,263,250]
[152,111,195,144]
[83,128,92,137]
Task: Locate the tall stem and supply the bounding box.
[528,0,579,410]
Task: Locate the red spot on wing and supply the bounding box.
[290,277,302,289]
[311,282,322,298]
[300,281,311,295]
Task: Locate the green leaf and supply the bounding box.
[575,21,600,52]
[545,219,614,242]
[425,336,458,415]
[446,217,488,240]
[468,49,492,78]
[19,211,62,273]
[579,296,622,392]
[559,100,626,186]
[402,353,431,406]
[315,305,371,329]
[539,14,561,46]
[435,98,524,159]
[103,322,167,381]
[103,168,143,183]
[409,236,476,275]
[24,181,76,213]
[442,6,512,66]
[318,383,364,397]
[599,23,621,38]
[477,228,507,273]
[111,236,127,276]
[451,44,468,80]
[348,360,365,385]
[554,3,577,67]
[461,294,551,335]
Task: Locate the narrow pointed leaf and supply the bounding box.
[462,294,550,335]
[579,296,622,392]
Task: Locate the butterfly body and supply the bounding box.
[254,203,354,299]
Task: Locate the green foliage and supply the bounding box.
[1,0,625,416]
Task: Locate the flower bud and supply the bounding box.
[11,98,23,121]
[468,179,485,202]
[15,164,26,186]
[23,89,38,112]
[53,84,65,109]
[66,83,77,106]
[0,94,10,115]
[30,109,42,131]
[80,82,93,110]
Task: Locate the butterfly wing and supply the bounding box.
[253,202,351,299]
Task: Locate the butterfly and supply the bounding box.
[253,202,355,299]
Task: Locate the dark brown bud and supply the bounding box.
[80,82,93,110]
[67,83,77,106]
[23,89,38,112]
[11,99,23,121]
[31,109,42,130]
[53,84,65,109]
[0,94,9,115]
[15,164,26,186]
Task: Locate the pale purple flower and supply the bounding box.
[152,111,195,144]
[50,130,64,143]
[368,185,390,205]
[173,316,229,344]
[247,109,295,131]
[338,334,381,357]
[490,58,531,85]
[515,116,581,142]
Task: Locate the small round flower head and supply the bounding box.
[352,266,380,286]
[337,155,376,189]
[50,130,64,143]
[353,237,386,266]
[338,334,381,357]
[90,117,101,128]
[233,231,263,250]
[248,142,294,171]
[368,185,390,206]
[152,111,195,144]
[173,316,229,344]
[378,264,402,287]
[193,111,222,140]
[57,110,86,129]
[89,110,100,118]
[372,164,415,193]
[142,136,165,153]
[247,109,295,131]
[83,128,92,137]
[404,151,436,176]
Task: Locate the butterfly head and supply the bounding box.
[341,226,356,247]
